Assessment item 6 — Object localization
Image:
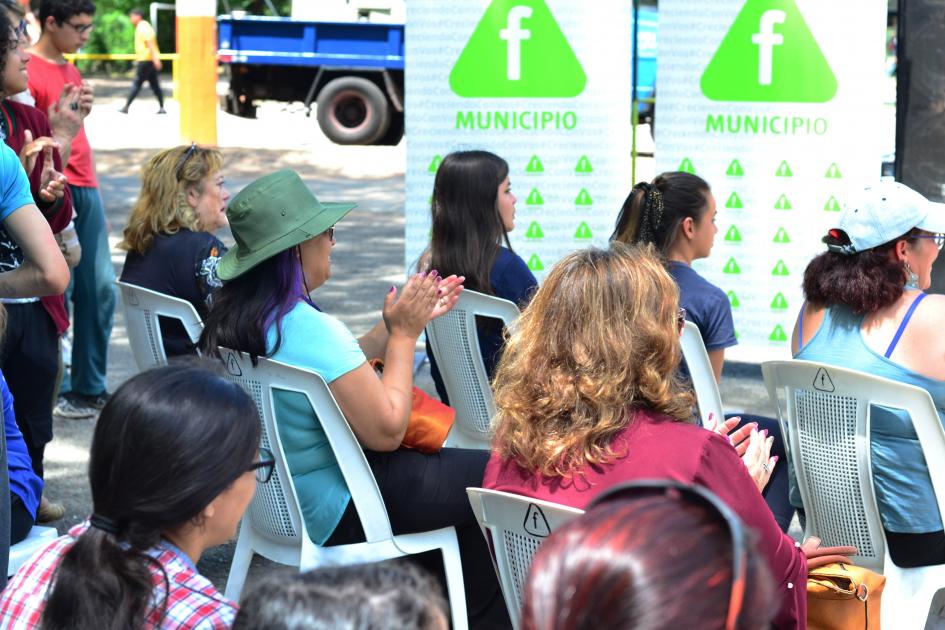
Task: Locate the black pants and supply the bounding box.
[0,303,58,479]
[125,61,164,109]
[325,447,510,629]
[730,414,793,532]
[10,493,33,546]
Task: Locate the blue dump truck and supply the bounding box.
[217,6,656,146]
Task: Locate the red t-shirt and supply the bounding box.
[26,55,97,188]
[484,408,808,629]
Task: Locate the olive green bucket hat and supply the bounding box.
[217,169,357,280]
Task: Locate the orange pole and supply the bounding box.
[176,0,217,144]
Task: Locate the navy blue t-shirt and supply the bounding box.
[427,247,537,405]
[669,261,737,351]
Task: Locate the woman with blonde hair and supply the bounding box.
[484,244,809,628]
[118,144,230,356]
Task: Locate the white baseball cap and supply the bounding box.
[835,180,945,253]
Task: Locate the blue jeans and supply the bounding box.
[60,185,115,397]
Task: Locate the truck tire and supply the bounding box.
[376,110,404,146]
[317,77,390,145]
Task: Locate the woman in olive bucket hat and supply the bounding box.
[199,170,509,627]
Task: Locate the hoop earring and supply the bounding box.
[904,261,920,290]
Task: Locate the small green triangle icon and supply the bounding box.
[575,188,593,206]
[772,259,789,276]
[824,195,840,212]
[526,188,544,205]
[428,155,442,173]
[575,155,593,173]
[574,222,593,239]
[773,227,790,243]
[774,194,792,210]
[769,324,788,342]
[724,225,742,242]
[678,157,696,173]
[726,159,744,177]
[526,155,544,173]
[527,253,544,272]
[700,0,837,103]
[725,191,744,209]
[770,292,788,309]
[727,291,741,308]
[449,0,586,97]
[525,221,544,239]
[775,160,793,177]
[723,257,741,274]
[825,162,842,178]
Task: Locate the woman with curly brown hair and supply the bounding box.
[484,244,807,628]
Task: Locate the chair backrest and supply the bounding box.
[679,321,724,427]
[116,281,203,370]
[425,290,521,449]
[467,488,583,627]
[218,349,396,550]
[762,359,945,572]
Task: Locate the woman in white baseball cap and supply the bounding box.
[793,180,945,568]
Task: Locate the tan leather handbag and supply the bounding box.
[808,562,885,630]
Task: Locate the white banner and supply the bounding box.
[656,0,887,360]
[405,0,632,279]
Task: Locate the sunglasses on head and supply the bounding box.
[175,143,199,181]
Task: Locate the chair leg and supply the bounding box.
[224,527,255,602]
[440,536,469,630]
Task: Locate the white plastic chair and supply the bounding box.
[680,320,724,428]
[466,488,583,629]
[8,526,57,576]
[425,290,520,450]
[762,359,945,629]
[116,281,203,370]
[219,349,468,628]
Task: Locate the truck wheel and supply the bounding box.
[317,77,390,145]
[376,110,404,146]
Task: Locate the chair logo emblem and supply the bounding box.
[126,289,139,306]
[225,352,243,377]
[523,504,551,537]
[812,367,834,392]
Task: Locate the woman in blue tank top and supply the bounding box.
[794,180,945,567]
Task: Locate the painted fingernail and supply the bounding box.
[773,456,779,463]
[430,269,438,277]
[420,272,427,278]
[728,436,734,445]
[389,286,395,294]
[437,289,443,296]
[762,429,768,437]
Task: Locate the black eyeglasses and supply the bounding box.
[63,20,93,34]
[912,233,945,250]
[676,307,687,334]
[175,143,198,181]
[589,480,747,630]
[324,226,335,241]
[15,19,26,38]
[247,447,276,484]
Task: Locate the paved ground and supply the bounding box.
[40,76,775,591]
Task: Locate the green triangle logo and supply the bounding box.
[700,0,837,103]
[774,194,792,210]
[724,225,742,242]
[526,155,544,173]
[574,222,593,239]
[678,157,696,173]
[727,291,741,308]
[575,155,593,173]
[525,221,544,239]
[725,191,744,209]
[723,257,741,274]
[726,159,744,177]
[526,188,544,205]
[428,155,442,173]
[773,227,790,243]
[769,324,788,342]
[527,253,545,271]
[575,188,593,206]
[449,0,586,97]
[772,259,789,276]
[775,160,793,177]
[825,162,842,178]
[771,292,788,309]
[824,195,840,212]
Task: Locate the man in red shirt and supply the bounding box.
[28,0,114,420]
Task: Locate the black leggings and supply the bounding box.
[729,414,794,532]
[125,61,164,108]
[10,493,34,546]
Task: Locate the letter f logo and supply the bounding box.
[500,6,532,81]
[751,10,786,85]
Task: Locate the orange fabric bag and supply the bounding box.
[369,359,454,453]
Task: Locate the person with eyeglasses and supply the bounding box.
[0,362,270,628]
[794,180,945,569]
[28,0,115,422]
[118,144,230,357]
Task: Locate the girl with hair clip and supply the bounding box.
[0,362,269,629]
[421,149,537,405]
[119,144,230,357]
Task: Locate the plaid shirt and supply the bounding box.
[0,523,237,629]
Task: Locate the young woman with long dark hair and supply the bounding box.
[422,150,537,404]
[0,362,268,629]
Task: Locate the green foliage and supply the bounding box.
[78,9,133,73]
[220,0,292,16]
